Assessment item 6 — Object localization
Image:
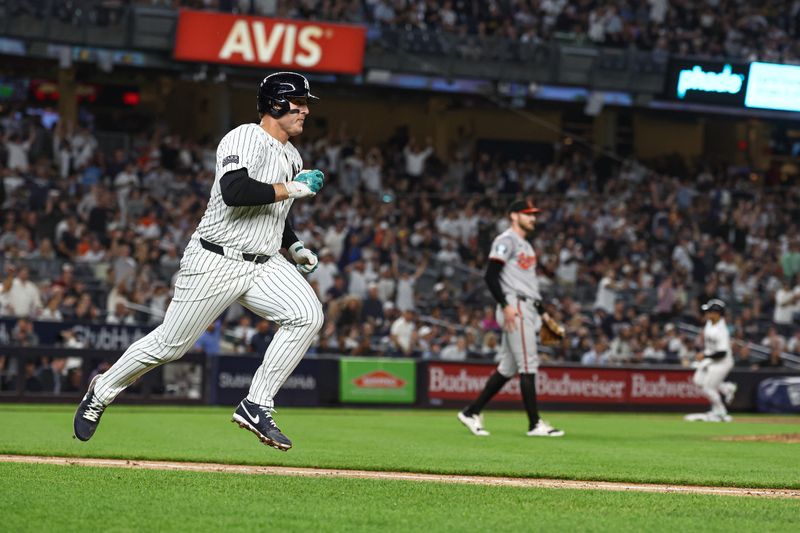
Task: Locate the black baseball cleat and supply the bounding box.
[232,399,293,451]
[73,375,106,441]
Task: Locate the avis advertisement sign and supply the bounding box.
[173,10,366,74]
[427,363,707,407]
[339,358,416,404]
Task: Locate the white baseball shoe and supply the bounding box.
[457,410,490,436]
[526,419,565,437]
[720,382,738,405]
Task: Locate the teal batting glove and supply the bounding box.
[294,169,324,194]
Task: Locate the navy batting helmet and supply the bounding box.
[257,72,318,118]
[701,298,726,313]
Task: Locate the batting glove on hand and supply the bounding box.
[294,169,324,194]
[289,241,319,274]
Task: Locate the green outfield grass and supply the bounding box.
[0,405,799,488]
[1,462,798,533]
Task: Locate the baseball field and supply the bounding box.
[1,405,798,532]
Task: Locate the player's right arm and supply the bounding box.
[216,127,320,205]
[485,235,518,332]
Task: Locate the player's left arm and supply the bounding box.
[282,220,318,274]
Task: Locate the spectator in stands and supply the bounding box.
[389,308,416,357]
[361,282,385,325]
[309,248,339,302]
[761,326,786,354]
[773,277,800,336]
[11,318,38,346]
[193,320,222,355]
[781,238,800,280]
[106,302,136,325]
[395,257,428,312]
[403,137,434,179]
[581,337,610,366]
[1,265,42,318]
[440,334,468,361]
[249,320,274,355]
[39,286,64,322]
[593,269,619,314]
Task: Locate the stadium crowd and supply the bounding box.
[163,0,800,63]
[1,104,799,374]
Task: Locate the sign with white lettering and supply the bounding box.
[426,362,709,406]
[173,10,366,74]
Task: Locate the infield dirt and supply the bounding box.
[1,454,798,499]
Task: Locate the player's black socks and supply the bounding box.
[463,371,510,416]
[520,373,540,430]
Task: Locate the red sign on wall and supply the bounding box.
[173,10,367,74]
[427,363,707,406]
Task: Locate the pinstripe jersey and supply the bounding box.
[196,123,303,256]
[489,228,541,301]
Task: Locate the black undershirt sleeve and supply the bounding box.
[281,219,299,249]
[219,168,277,206]
[485,260,508,308]
[706,350,727,360]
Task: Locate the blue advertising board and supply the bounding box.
[0,318,154,350]
[209,355,320,407]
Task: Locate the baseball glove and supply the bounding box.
[539,312,565,346]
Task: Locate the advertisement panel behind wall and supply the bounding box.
[211,356,320,406]
[339,358,416,404]
[174,10,367,74]
[427,362,708,407]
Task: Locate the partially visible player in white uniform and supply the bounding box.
[457,199,564,437]
[685,299,737,422]
[74,72,326,451]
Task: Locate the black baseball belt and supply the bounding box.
[200,237,270,264]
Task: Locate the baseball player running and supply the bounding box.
[458,200,564,437]
[685,299,737,422]
[74,72,325,451]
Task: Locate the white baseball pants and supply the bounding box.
[94,239,323,408]
[692,357,734,416]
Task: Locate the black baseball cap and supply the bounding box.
[508,199,541,215]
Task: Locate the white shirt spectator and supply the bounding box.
[4,278,42,317]
[390,314,415,354]
[396,274,416,312]
[773,285,800,325]
[403,144,433,177]
[347,263,369,300]
[309,256,339,302]
[593,274,617,313]
[6,137,32,171]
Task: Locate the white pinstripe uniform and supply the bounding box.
[692,317,735,417]
[489,229,543,377]
[93,123,324,408]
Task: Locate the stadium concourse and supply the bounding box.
[1,105,799,376]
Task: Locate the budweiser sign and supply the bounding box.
[353,370,406,389]
[427,363,708,406]
[174,10,366,74]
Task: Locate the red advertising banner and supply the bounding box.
[173,10,367,74]
[427,363,708,406]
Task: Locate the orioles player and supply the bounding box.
[74,72,325,451]
[685,299,737,422]
[458,200,564,437]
